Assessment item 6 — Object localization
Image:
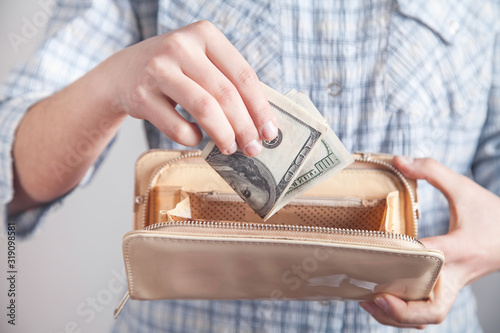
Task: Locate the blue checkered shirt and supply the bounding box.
[1,0,500,331]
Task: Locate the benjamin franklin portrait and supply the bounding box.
[206,152,276,217]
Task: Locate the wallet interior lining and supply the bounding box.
[156,189,405,234]
[143,163,413,236]
[188,192,387,231]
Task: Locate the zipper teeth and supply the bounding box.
[141,151,202,228]
[145,220,422,246]
[353,156,419,239]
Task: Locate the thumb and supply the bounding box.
[419,234,452,255]
[393,156,463,203]
[419,234,461,264]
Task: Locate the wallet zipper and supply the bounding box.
[145,220,424,249]
[122,152,419,319]
[354,153,419,238]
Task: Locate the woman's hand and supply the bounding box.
[102,20,277,156]
[360,156,500,329]
[9,20,278,214]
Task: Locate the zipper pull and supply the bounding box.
[114,291,130,319]
[135,195,144,205]
[354,151,372,161]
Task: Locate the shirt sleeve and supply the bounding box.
[0,0,141,237]
[471,33,500,196]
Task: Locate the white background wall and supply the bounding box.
[0,1,499,332]
[0,1,148,332]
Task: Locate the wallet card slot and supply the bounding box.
[148,186,183,227]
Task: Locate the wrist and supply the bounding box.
[85,55,129,121]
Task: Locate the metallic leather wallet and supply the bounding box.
[114,149,444,317]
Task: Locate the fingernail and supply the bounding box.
[223,142,238,155]
[360,302,375,314]
[261,121,278,140]
[374,297,389,313]
[244,140,261,156]
[398,156,414,166]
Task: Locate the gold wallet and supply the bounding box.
[114,149,444,317]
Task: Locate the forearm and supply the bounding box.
[7,20,278,215]
[8,66,126,214]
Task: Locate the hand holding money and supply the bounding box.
[202,83,353,220]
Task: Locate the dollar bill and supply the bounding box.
[266,89,354,214]
[202,83,328,220]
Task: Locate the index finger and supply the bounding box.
[199,21,278,141]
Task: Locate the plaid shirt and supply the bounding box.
[1,0,499,331]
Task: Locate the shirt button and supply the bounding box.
[327,82,342,97]
[448,19,460,36]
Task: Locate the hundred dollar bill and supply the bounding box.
[266,89,354,214]
[202,83,328,220]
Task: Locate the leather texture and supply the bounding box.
[124,232,443,301]
[124,150,443,302]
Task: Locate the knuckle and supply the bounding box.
[430,312,446,325]
[236,125,258,143]
[194,20,214,31]
[147,56,161,72]
[132,85,148,104]
[237,67,259,88]
[214,84,237,105]
[167,122,192,144]
[421,157,438,170]
[162,32,188,56]
[254,104,272,120]
[191,95,216,118]
[193,20,218,37]
[146,56,167,77]
[391,312,409,324]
